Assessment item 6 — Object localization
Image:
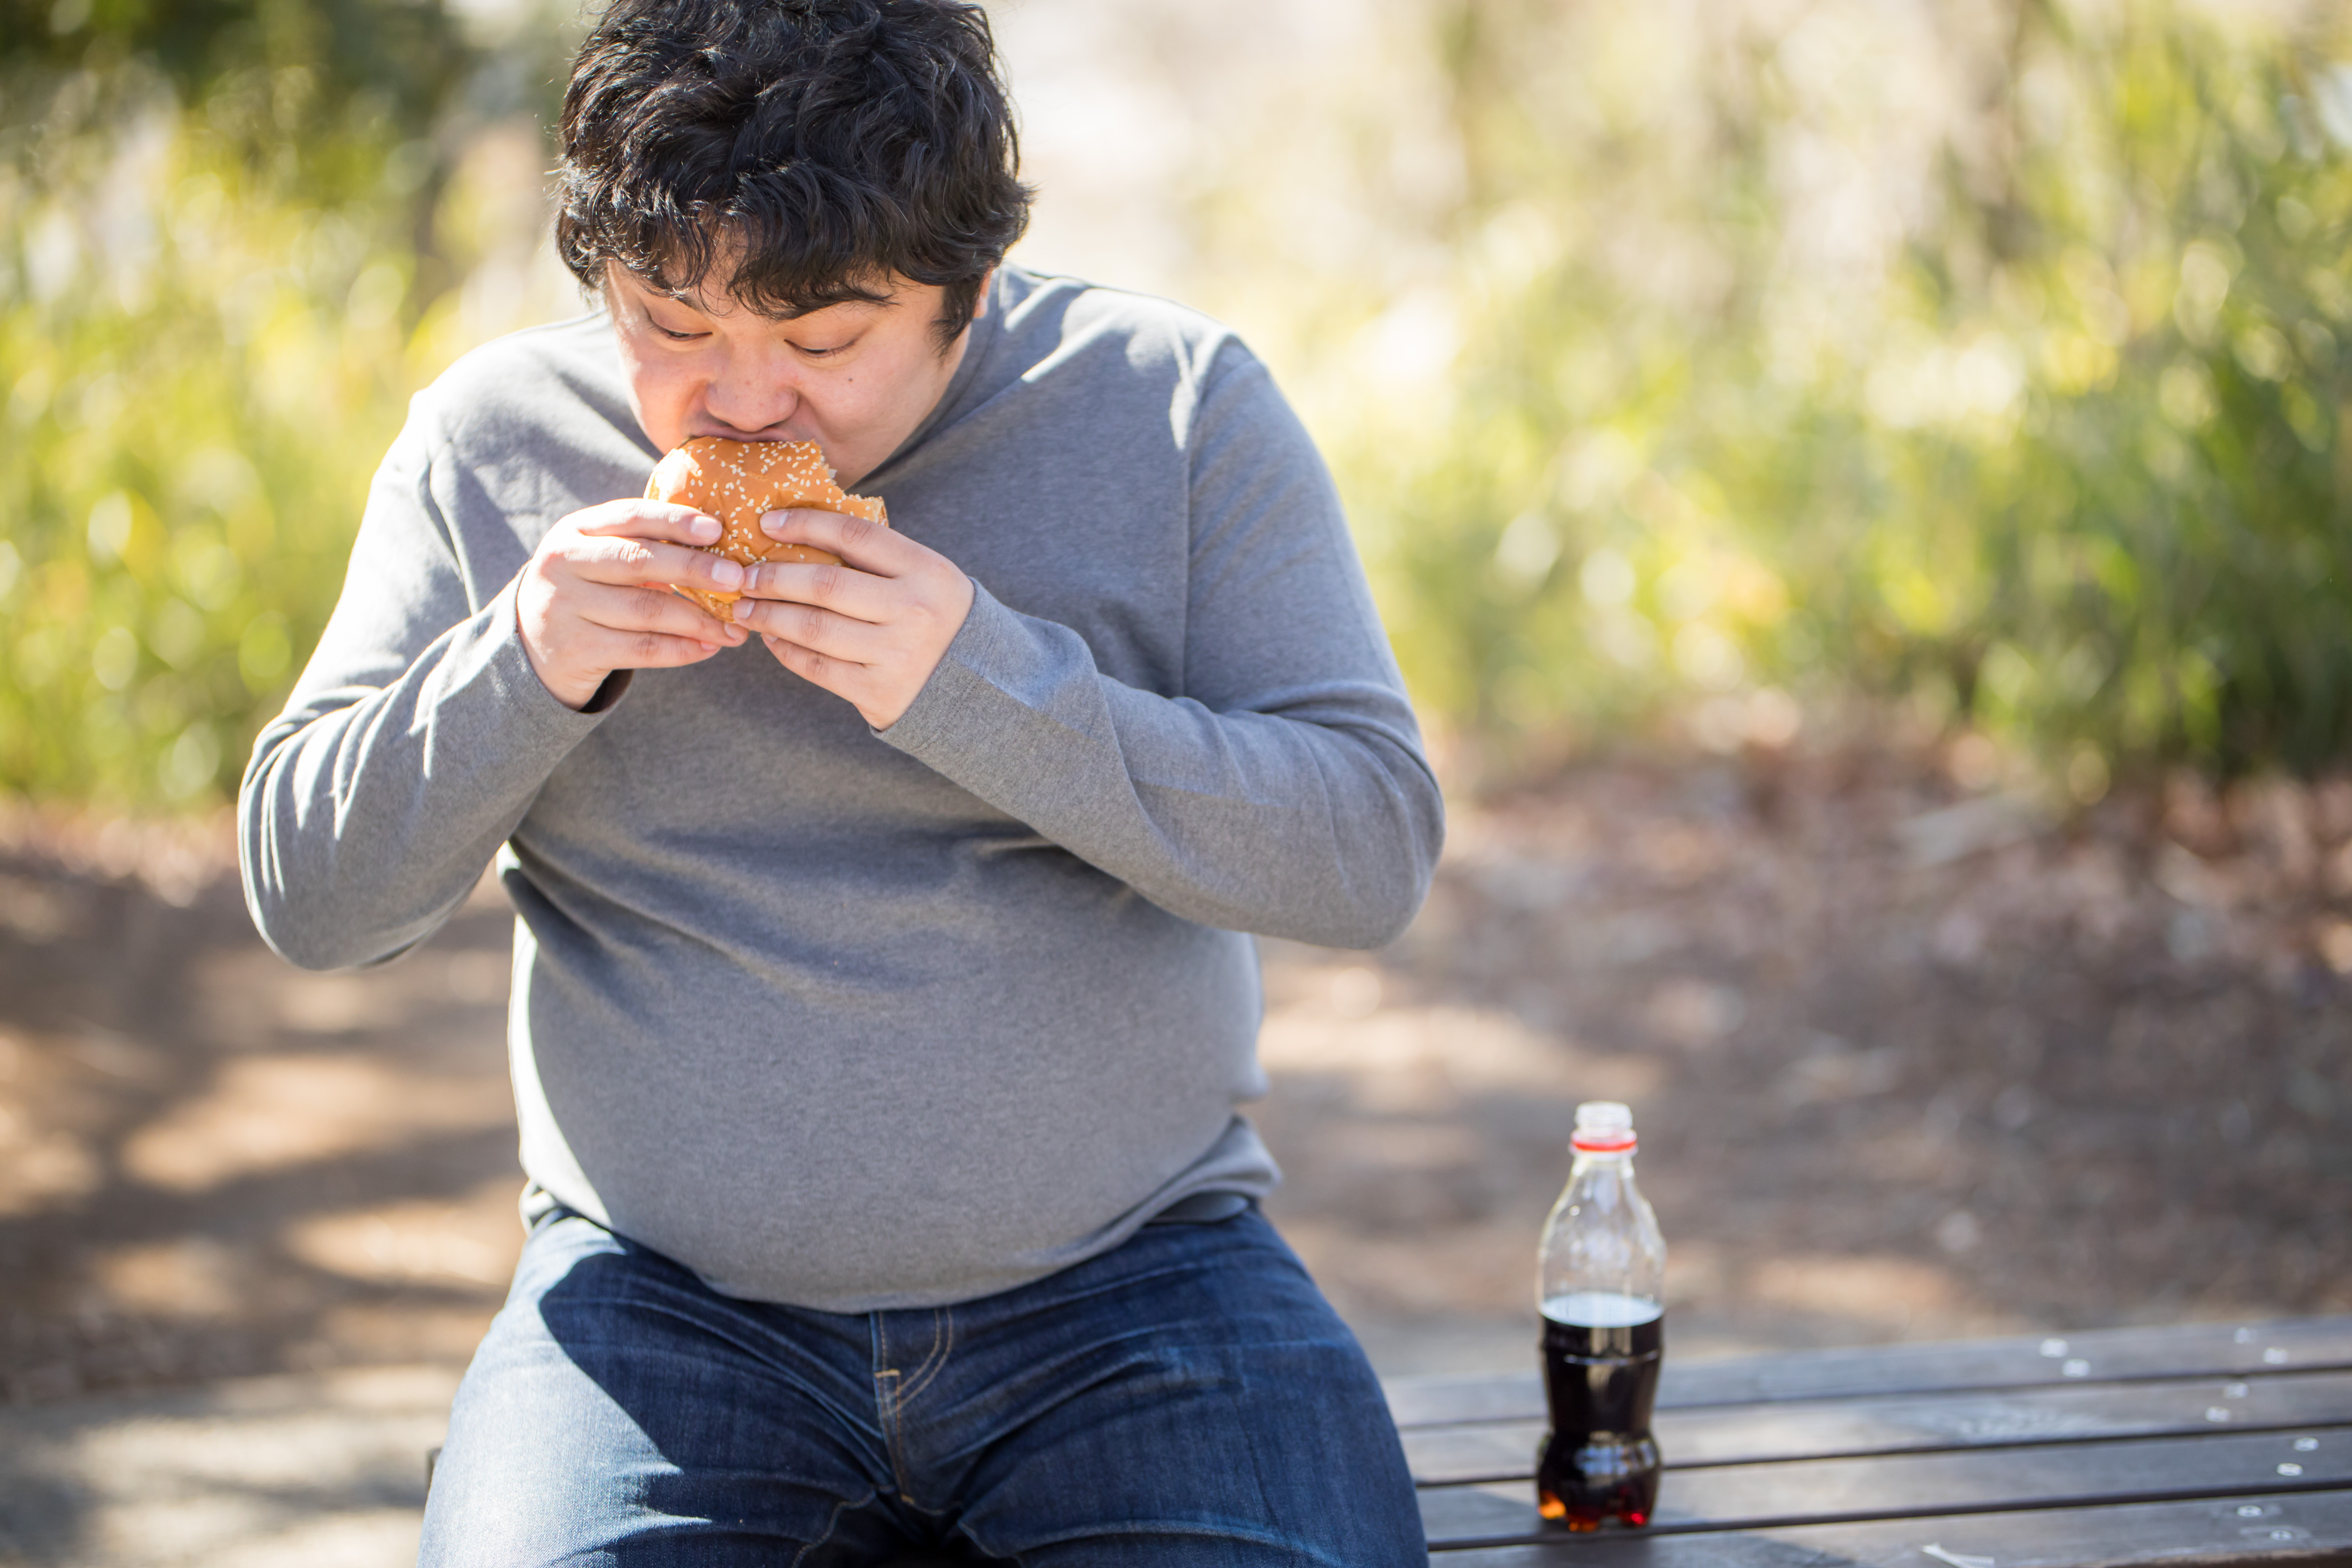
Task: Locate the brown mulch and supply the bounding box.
[2,719,2348,1404]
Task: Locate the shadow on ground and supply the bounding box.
[0,821,522,1412]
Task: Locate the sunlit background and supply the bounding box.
[7,0,2351,803]
[4,0,2352,1561]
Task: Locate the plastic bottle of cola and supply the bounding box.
[1535,1100,1666,1530]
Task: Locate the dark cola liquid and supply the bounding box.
[1535,1292,1663,1531]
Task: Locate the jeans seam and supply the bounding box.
[874,1308,953,1505]
[895,1308,953,1405]
[787,1483,882,1568]
[874,1367,911,1502]
[873,1312,915,1505]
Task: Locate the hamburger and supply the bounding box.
[645,436,889,620]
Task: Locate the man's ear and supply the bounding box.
[934,269,992,355]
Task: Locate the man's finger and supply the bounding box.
[735,558,890,622]
[575,499,723,547]
[616,627,732,666]
[763,633,869,700]
[574,580,748,643]
[730,597,885,660]
[758,508,914,574]
[545,614,730,671]
[572,536,748,595]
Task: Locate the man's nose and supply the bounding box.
[702,342,802,433]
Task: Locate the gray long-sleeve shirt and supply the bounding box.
[239,267,1443,1311]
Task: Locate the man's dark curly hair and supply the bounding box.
[556,0,1031,349]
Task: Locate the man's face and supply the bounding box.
[604,260,976,487]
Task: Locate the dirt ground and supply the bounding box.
[2,716,2348,1421]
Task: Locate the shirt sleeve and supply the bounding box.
[875,344,1445,950]
[237,400,612,971]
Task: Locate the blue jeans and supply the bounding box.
[418,1203,1424,1566]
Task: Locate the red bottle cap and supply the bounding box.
[1571,1100,1637,1153]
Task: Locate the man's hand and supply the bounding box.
[516,500,749,710]
[728,509,976,729]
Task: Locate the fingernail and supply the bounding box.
[760,510,786,537]
[712,559,744,589]
[693,514,720,542]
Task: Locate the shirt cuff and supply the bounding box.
[875,579,1098,784]
[476,581,626,739]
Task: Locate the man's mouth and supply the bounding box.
[689,421,820,449]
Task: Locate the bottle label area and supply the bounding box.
[1540,1307,1664,1435]
[1536,1303,1665,1529]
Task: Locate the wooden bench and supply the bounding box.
[428,1316,2352,1561]
[1399,1314,2352,1563]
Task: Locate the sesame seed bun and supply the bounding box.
[645,437,889,620]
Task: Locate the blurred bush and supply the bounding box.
[1295,0,2352,782]
[0,0,571,806]
[4,0,2349,809]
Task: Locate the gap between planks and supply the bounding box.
[1426,1486,2352,1564]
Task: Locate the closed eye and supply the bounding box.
[638,300,709,342]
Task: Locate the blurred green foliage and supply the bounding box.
[0,0,570,805]
[0,0,465,121]
[1334,0,2352,782]
[4,0,2349,809]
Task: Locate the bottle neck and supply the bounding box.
[1563,1150,1647,1220]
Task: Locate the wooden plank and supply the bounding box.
[1389,1316,2352,1429]
[1405,1369,2352,1483]
[1430,1488,2352,1565]
[1418,1425,2352,1547]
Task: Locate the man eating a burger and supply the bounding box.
[239,0,1442,1561]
